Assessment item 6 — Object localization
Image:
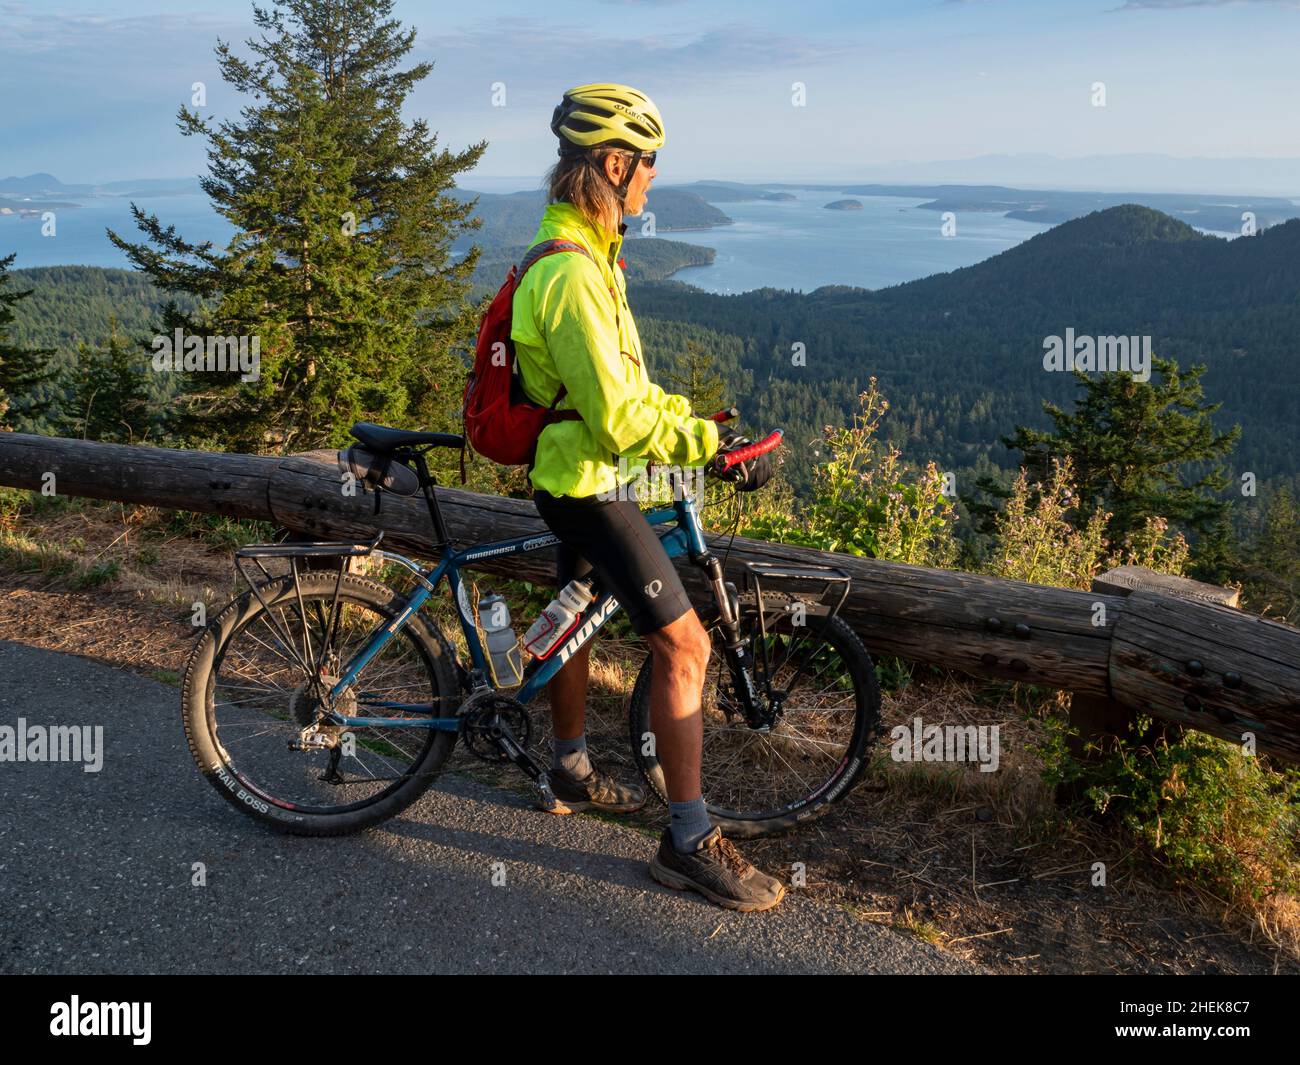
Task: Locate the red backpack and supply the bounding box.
[462,239,595,466]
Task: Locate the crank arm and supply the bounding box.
[489,721,563,812]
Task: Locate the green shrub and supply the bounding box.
[70,559,121,589]
[161,511,277,549]
[985,455,1190,589]
[1039,712,1300,904]
[741,378,958,568]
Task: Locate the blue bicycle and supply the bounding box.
[181,419,881,838]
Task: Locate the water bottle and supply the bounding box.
[523,578,595,660]
[477,593,524,686]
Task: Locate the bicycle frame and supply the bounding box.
[314,475,716,733]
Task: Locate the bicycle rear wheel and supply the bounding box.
[628,592,881,838]
[181,571,461,835]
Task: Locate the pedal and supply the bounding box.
[533,773,570,814]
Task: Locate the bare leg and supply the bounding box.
[547,641,591,741]
[643,610,712,802]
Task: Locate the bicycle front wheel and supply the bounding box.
[628,592,881,838]
[181,571,461,835]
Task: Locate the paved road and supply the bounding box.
[0,640,980,974]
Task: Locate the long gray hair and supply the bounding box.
[545,147,627,234]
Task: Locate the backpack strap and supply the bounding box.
[546,384,581,421]
[518,238,595,277]
[515,239,597,418]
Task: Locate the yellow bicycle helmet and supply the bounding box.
[551,83,666,155]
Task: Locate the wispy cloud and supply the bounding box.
[0,2,241,57]
[426,17,864,82]
[1116,0,1300,9]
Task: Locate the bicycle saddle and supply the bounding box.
[349,421,464,453]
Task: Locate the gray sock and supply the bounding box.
[669,797,713,853]
[553,733,592,777]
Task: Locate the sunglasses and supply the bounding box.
[621,150,657,169]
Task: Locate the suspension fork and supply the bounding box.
[699,551,773,730]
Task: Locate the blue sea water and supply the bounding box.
[0,185,1051,292]
[0,192,234,271]
[647,187,1051,293]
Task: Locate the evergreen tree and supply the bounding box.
[108,0,486,453]
[0,253,59,431]
[1239,486,1300,623]
[969,357,1239,548]
[1185,509,1241,588]
[69,317,153,443]
[665,339,725,416]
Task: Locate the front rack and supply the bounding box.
[739,560,854,710]
[741,560,852,625]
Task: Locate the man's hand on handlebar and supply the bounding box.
[710,424,781,493]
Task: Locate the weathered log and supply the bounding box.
[1109,593,1299,752]
[2,432,1298,761]
[1095,564,1240,608]
[1068,567,1240,777]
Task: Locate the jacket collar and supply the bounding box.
[542,201,624,267]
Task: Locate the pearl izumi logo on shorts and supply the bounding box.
[49,997,151,1044]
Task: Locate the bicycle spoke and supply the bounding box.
[205,581,445,814]
[685,601,867,820]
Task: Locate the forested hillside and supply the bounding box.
[452,185,731,259]
[8,205,1297,512]
[5,265,202,428]
[631,206,1300,501]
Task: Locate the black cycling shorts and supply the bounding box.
[532,489,695,636]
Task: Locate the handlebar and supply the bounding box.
[716,429,783,471]
[706,407,740,423]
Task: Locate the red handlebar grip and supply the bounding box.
[719,429,783,470]
[707,407,740,423]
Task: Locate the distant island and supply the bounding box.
[676,180,1300,233]
[467,236,714,295]
[673,183,796,204]
[0,197,81,216]
[824,199,864,211]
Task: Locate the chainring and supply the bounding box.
[459,691,533,763]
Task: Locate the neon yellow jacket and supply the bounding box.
[511,201,719,498]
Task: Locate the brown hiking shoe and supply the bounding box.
[541,763,646,814]
[649,826,786,912]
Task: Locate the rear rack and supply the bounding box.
[235,534,383,558]
[228,533,387,683]
[234,531,384,591]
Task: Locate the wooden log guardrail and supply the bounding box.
[1,432,1297,761]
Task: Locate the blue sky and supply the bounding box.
[2,0,1299,189]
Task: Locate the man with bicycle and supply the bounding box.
[512,84,784,912]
